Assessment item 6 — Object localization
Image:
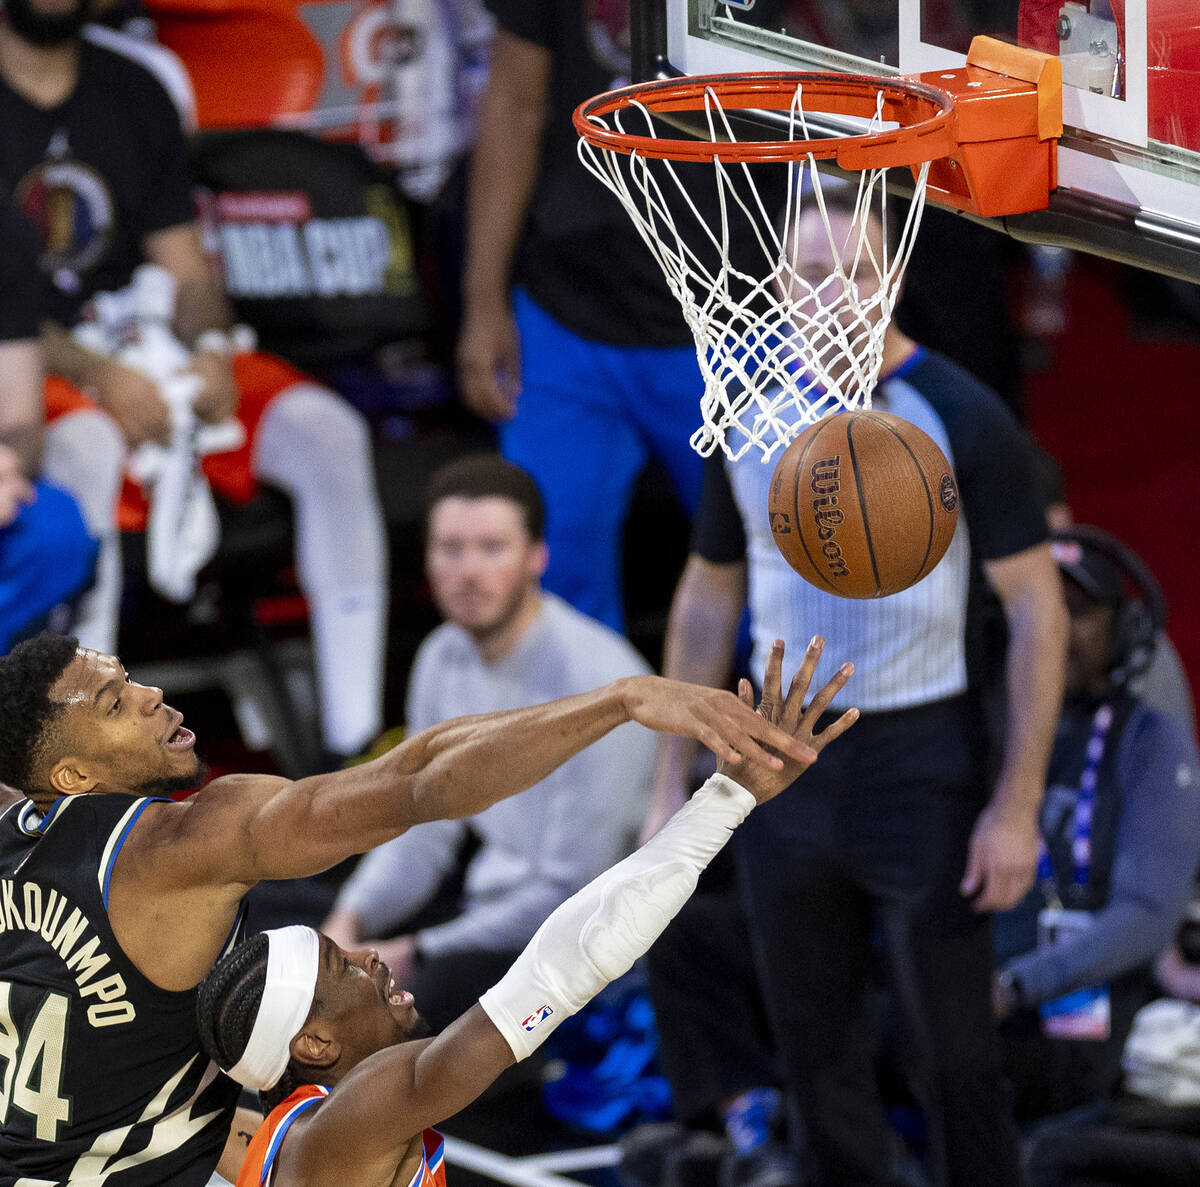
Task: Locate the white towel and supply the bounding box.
[76,264,246,602]
[128,369,243,603]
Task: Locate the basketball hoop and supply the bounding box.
[574,39,1061,461]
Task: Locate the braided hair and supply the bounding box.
[0,633,79,794]
[196,934,313,1112]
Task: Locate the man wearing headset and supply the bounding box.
[992,527,1200,1122]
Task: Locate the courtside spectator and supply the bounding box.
[323,454,656,1033]
[993,529,1200,1121]
[1,0,389,765]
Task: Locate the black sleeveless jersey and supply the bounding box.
[0,793,243,1185]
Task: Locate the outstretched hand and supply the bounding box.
[619,646,847,775]
[716,637,857,803]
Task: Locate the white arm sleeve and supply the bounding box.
[478,772,756,1060]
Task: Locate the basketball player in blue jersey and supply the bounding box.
[198,639,856,1187]
[0,632,819,1186]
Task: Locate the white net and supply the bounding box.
[577,82,932,462]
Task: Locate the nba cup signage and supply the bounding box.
[200,188,394,300]
[191,134,428,362]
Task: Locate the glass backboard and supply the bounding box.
[636,0,1200,281]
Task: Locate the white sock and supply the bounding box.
[41,410,128,653]
[304,584,388,755]
[253,383,388,755]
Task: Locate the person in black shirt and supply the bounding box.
[0,0,389,766]
[455,0,709,633]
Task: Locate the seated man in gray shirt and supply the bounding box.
[992,528,1200,1121]
[323,454,655,1032]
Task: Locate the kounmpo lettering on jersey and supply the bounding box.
[0,879,136,1027]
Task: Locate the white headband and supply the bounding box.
[226,926,320,1091]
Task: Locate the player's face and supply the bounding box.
[47,650,201,796]
[316,935,424,1069]
[426,497,546,638]
[1063,577,1117,697]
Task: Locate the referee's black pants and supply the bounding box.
[730,693,1020,1187]
[647,845,782,1126]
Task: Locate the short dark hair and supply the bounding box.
[426,454,545,542]
[0,633,80,794]
[196,932,317,1112]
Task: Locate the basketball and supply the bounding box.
[767,410,960,599]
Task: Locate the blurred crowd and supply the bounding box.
[1,0,1199,1185]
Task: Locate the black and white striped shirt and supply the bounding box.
[694,348,1048,711]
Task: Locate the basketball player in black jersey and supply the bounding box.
[0,633,816,1186]
[198,639,857,1187]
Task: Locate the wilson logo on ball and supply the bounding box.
[768,411,959,599]
[809,456,850,579]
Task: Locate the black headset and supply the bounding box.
[1053,525,1167,687]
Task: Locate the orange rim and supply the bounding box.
[574,71,957,170]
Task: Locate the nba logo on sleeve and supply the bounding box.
[521,1004,554,1031]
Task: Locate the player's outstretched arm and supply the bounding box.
[149,669,828,887]
[279,642,857,1182]
[114,668,833,992]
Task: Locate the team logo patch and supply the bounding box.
[17,154,115,291]
[521,1004,554,1031]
